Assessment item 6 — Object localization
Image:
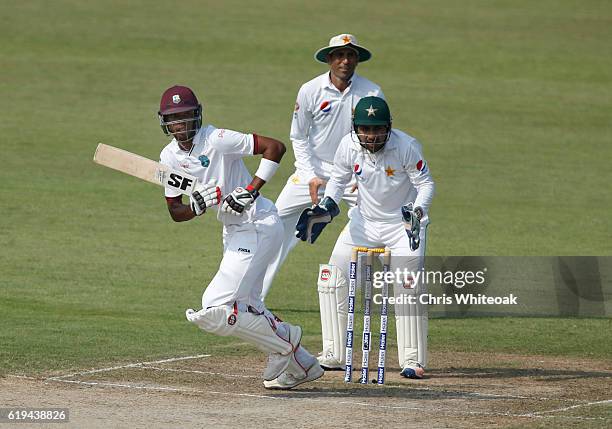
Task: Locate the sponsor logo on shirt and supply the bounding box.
[238,248,251,253]
[416,159,428,174]
[354,163,362,176]
[319,100,332,113]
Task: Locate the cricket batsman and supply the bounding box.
[157,85,323,389]
[295,96,435,378]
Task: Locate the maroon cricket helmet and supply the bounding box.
[158,85,201,116]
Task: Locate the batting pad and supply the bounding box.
[318,264,348,362]
[395,297,428,368]
[186,306,295,355]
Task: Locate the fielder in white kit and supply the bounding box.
[261,34,384,300]
[296,96,435,378]
[157,85,323,389]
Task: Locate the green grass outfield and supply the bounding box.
[1,1,611,374]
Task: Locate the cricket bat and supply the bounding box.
[93,143,198,196]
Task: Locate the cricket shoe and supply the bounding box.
[263,323,302,381]
[400,362,425,379]
[317,351,345,371]
[264,346,324,390]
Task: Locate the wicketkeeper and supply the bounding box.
[157,85,323,389]
[296,96,435,379]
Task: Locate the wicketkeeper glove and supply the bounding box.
[189,180,222,216]
[221,185,260,216]
[295,196,340,244]
[401,203,423,251]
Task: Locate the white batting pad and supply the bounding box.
[318,264,348,362]
[186,306,295,355]
[393,272,428,368]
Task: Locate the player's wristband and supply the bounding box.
[245,185,260,200]
[254,158,280,182]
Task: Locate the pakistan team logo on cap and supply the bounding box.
[353,96,391,126]
[198,155,210,167]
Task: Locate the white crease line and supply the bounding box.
[6,375,39,380]
[16,356,608,421]
[9,371,585,404]
[140,366,560,399]
[47,378,423,410]
[455,409,605,421]
[13,365,595,406]
[526,399,612,416]
[141,366,259,379]
[138,355,212,365]
[45,354,211,381]
[139,366,336,384]
[118,366,595,401]
[388,385,543,400]
[44,377,605,420]
[48,378,282,400]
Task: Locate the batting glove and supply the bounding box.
[190,180,222,216]
[401,203,423,251]
[295,197,340,244]
[221,185,259,216]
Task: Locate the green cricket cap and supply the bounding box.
[353,96,391,126]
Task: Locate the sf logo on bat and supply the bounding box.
[154,167,198,195]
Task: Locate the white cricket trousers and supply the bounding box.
[201,211,283,312]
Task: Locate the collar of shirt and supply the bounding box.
[322,72,357,94]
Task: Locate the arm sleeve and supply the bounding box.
[159,149,182,198]
[405,141,435,214]
[289,86,317,182]
[210,128,255,158]
[323,139,353,205]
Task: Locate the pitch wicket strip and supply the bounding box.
[344,247,391,385]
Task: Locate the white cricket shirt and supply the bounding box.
[324,129,435,223]
[160,125,275,226]
[290,72,384,182]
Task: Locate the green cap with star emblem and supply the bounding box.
[353,96,391,126]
